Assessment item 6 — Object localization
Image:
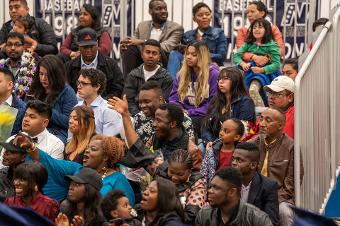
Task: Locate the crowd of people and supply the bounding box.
[0,0,312,226]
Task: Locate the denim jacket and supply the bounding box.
[182,26,227,65]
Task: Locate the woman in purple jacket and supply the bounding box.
[169,41,219,138]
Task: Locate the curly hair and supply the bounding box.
[90,134,125,166]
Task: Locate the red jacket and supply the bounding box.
[284,105,294,139]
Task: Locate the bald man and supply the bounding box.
[249,108,303,226]
[232,142,279,226]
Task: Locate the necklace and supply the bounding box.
[101,167,110,179]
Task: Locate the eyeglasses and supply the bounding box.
[6,42,23,48]
[76,80,92,87]
[266,91,287,98]
[217,76,231,82]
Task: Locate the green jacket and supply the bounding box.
[233,40,281,74]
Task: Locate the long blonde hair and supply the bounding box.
[66,105,96,160]
[177,41,211,107]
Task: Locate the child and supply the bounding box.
[202,67,256,149]
[12,16,38,53]
[200,118,244,185]
[101,190,140,226]
[233,18,281,107]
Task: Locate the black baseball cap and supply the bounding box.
[0,139,26,154]
[65,167,102,191]
[77,28,97,46]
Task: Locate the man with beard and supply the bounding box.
[133,81,194,144]
[120,0,184,76]
[0,0,57,57]
[195,167,273,226]
[65,28,124,99]
[2,32,25,77]
[108,96,202,172]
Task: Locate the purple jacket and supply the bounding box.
[169,64,219,116]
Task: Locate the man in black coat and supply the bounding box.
[0,0,58,56]
[65,28,124,98]
[232,142,280,226]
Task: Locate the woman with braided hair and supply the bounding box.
[82,134,135,206]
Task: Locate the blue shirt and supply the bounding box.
[101,172,135,206]
[81,51,98,69]
[77,95,123,136]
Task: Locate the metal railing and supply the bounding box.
[295,5,340,212]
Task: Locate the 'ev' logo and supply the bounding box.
[281,2,307,27]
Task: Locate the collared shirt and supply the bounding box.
[150,22,165,41]
[80,51,98,69]
[241,181,252,203]
[0,94,13,106]
[31,129,64,160]
[77,95,123,136]
[5,192,59,222]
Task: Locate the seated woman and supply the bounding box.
[29,55,78,143]
[13,133,134,205]
[59,4,112,62]
[5,161,59,222]
[66,105,96,164]
[55,168,104,226]
[169,41,219,137]
[233,19,281,107]
[167,2,227,78]
[139,177,186,226]
[236,1,285,60]
[156,149,206,225]
[202,67,255,146]
[82,134,135,205]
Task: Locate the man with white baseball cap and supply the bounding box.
[264,76,295,139]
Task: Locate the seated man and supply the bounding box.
[17,100,64,159]
[249,108,304,226]
[232,142,279,226]
[66,27,124,99]
[264,76,295,139]
[195,167,273,226]
[0,139,26,201]
[1,32,25,76]
[0,68,25,135]
[108,96,202,171]
[120,0,184,76]
[124,39,173,116]
[76,68,122,136]
[0,100,64,167]
[134,81,194,143]
[0,0,58,56]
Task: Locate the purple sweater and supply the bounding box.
[169,64,219,116]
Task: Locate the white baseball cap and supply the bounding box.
[264,76,295,93]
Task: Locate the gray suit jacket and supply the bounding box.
[134,20,184,52]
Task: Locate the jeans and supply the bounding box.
[167,50,183,79]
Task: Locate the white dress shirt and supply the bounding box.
[77,95,123,136]
[0,129,64,169]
